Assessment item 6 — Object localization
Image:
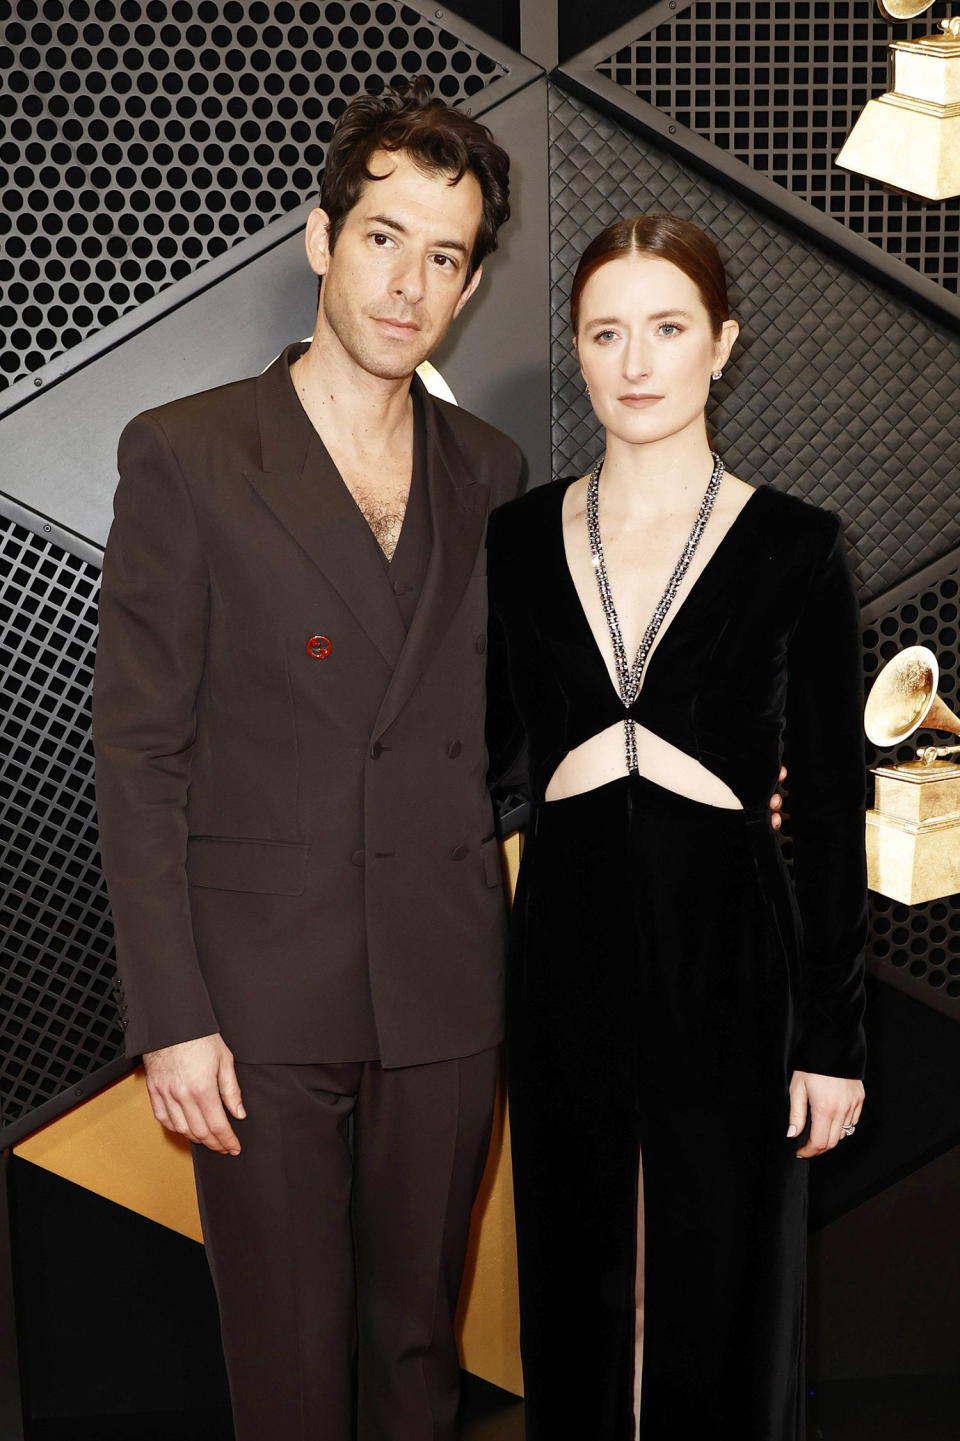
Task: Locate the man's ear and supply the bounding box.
[304,208,332,278]
[453,263,483,319]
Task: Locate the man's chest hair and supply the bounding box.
[348,479,410,561]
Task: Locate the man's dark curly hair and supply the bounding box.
[319,77,511,284]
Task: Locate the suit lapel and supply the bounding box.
[374,381,489,737]
[244,349,406,669]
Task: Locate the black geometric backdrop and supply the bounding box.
[548,85,960,605]
[862,557,960,1016]
[0,499,122,1135]
[596,0,960,292]
[4,10,960,1143]
[0,0,508,391]
[548,82,960,1020]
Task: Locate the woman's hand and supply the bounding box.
[769,764,787,830]
[787,1070,864,1158]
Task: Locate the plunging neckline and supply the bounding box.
[557,476,764,707]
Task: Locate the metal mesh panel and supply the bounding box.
[0,0,507,391]
[0,509,123,1132]
[548,84,960,604]
[596,0,960,293]
[862,562,960,1018]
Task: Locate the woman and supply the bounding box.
[486,215,867,1440]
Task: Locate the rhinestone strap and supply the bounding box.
[586,452,725,773]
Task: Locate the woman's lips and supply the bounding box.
[618,394,664,408]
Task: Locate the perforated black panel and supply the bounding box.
[0,506,123,1133]
[596,0,960,293]
[548,85,960,604]
[862,563,960,1016]
[0,0,507,391]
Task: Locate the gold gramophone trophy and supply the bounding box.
[865,645,960,903]
[836,2,960,201]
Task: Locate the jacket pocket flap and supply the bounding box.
[186,837,308,896]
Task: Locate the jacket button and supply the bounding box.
[450,844,468,861]
[370,741,383,759]
[351,849,365,867]
[475,634,486,654]
[446,739,462,759]
[392,578,411,596]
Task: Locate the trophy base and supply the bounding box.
[836,35,960,201]
[867,762,960,903]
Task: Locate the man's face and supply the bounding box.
[306,149,485,380]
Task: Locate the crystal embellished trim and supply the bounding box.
[586,453,725,774]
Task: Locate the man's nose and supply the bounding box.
[392,257,426,305]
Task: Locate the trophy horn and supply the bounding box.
[864,645,960,748]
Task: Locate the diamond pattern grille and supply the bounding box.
[0,0,507,391]
[0,510,123,1133]
[548,85,960,604]
[596,0,960,292]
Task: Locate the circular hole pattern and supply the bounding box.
[0,0,507,390]
[862,561,960,1008]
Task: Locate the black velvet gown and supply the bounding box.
[485,480,868,1441]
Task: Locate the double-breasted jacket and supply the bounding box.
[93,347,524,1065]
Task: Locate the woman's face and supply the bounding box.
[575,253,738,450]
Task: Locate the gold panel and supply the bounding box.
[13,832,524,1395]
[14,1070,203,1241]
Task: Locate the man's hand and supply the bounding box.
[143,1032,245,1155]
[769,764,787,830]
[787,1070,864,1158]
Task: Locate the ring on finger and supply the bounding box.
[841,1124,856,1137]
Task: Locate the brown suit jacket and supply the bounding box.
[93,348,525,1065]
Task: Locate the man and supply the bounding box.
[93,79,521,1440]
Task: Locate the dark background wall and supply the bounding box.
[2,1,960,1436]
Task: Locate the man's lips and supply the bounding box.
[374,317,420,335]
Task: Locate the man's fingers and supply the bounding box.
[181,1094,239,1155]
[145,1084,174,1133]
[218,1054,246,1121]
[149,1081,240,1153]
[141,1035,242,1154]
[163,1096,197,1142]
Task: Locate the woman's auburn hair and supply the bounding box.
[320,76,511,284]
[570,214,730,338]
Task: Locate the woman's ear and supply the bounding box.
[714,317,740,374]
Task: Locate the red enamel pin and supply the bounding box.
[306,634,333,660]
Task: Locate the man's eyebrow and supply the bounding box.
[366,213,469,255]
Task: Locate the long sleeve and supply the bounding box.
[93,414,220,1055]
[783,517,867,1079]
